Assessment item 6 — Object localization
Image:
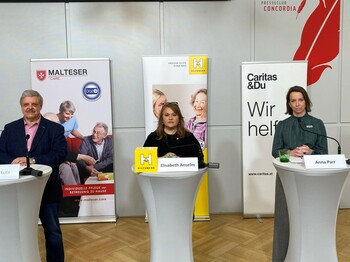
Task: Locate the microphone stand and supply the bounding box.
[19,134,42,176]
[20,134,34,176]
[297,118,341,154]
[165,138,219,169]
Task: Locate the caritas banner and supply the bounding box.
[31,58,115,223]
[241,61,307,217]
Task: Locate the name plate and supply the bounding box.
[0,164,20,179]
[304,154,347,169]
[158,157,198,172]
[134,147,158,173]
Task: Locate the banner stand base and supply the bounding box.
[193,216,210,222]
[145,213,209,222]
[59,216,117,224]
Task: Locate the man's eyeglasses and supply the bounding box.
[92,130,107,136]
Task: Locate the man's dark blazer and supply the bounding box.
[0,115,67,204]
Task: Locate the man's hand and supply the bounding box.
[77,154,97,165]
[12,157,27,166]
[86,165,100,176]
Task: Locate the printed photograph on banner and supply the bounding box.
[30,59,115,221]
[152,84,207,150]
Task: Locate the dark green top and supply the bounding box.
[272,113,328,158]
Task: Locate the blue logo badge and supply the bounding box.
[82,82,101,101]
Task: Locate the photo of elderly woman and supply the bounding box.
[185,88,207,149]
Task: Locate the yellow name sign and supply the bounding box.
[134,147,158,173]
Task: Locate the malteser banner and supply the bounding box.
[31,58,115,223]
[143,55,210,221]
[241,61,307,217]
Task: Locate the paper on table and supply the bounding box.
[289,156,304,163]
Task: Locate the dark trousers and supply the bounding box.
[272,174,289,262]
[40,202,64,262]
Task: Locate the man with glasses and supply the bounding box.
[77,122,113,182]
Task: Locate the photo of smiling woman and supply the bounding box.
[185,88,207,149]
[152,89,167,130]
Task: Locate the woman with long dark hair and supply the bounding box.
[144,102,204,164]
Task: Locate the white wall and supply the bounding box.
[0,1,349,216]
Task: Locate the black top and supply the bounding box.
[143,131,204,166]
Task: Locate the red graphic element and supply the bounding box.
[293,0,340,86]
[62,184,115,197]
[296,0,306,19]
[36,70,46,81]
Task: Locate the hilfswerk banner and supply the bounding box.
[142,55,210,220]
[30,58,115,223]
[241,61,307,217]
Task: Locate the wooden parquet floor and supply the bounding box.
[38,209,350,261]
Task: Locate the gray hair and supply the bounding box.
[59,100,76,114]
[94,122,108,134]
[20,89,43,106]
[190,88,207,105]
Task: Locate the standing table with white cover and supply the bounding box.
[273,158,350,262]
[0,164,51,262]
[133,168,207,262]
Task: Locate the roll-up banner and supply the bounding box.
[143,55,210,221]
[241,61,307,217]
[31,58,116,223]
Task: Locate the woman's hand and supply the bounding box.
[290,145,313,157]
[163,152,178,158]
[299,144,313,155]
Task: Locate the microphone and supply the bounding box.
[19,134,42,176]
[297,118,341,154]
[20,134,33,176]
[165,139,220,169]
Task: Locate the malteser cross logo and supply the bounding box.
[140,154,152,165]
[36,70,46,81]
[193,58,203,68]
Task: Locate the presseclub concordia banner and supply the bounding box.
[143,55,210,221]
[30,58,116,223]
[241,61,307,217]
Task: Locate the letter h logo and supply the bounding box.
[140,154,152,165]
[193,58,203,68]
